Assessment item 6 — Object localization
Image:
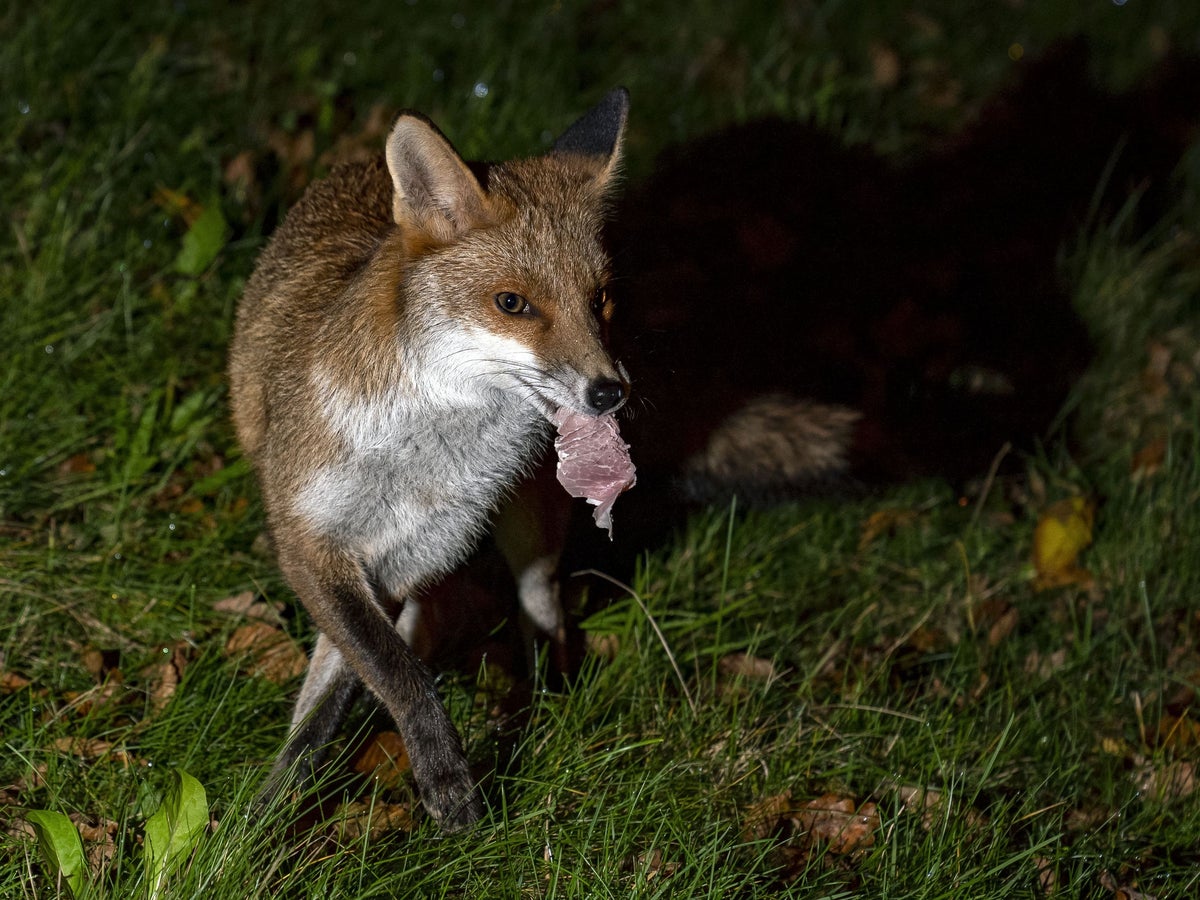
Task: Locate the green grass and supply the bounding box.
[4,0,1200,897]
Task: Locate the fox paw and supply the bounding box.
[420,767,483,831]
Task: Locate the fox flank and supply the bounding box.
[229,90,631,829]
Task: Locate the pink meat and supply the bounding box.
[550,409,636,537]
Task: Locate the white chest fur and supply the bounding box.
[294,370,546,591]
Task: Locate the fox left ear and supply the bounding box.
[552,88,629,188]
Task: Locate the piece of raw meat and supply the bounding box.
[550,409,636,536]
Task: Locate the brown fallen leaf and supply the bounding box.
[972,596,1019,646]
[153,186,204,225]
[4,817,35,840]
[719,652,778,682]
[57,452,97,476]
[869,42,901,89]
[1064,804,1113,832]
[892,782,988,831]
[987,606,1019,646]
[1,670,32,693]
[79,647,121,682]
[1100,869,1159,900]
[50,738,144,768]
[585,632,620,661]
[1034,855,1057,896]
[1024,647,1068,679]
[351,731,410,790]
[69,812,118,877]
[1130,435,1167,481]
[794,794,878,855]
[741,789,792,842]
[1132,756,1196,803]
[142,641,192,715]
[623,847,681,882]
[225,621,308,683]
[213,590,285,625]
[858,508,919,552]
[53,737,114,758]
[1151,713,1200,752]
[64,679,124,717]
[336,799,414,842]
[1032,496,1095,591]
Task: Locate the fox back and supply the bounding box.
[229,90,629,829]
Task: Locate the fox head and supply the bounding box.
[383,89,630,420]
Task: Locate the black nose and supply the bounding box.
[587,378,626,414]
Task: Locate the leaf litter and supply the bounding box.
[742,789,880,883]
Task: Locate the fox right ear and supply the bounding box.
[386,114,492,241]
[552,88,629,188]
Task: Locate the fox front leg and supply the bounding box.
[276,549,483,829]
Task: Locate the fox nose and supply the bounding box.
[587,378,626,414]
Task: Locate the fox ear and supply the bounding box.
[386,113,492,240]
[551,88,629,187]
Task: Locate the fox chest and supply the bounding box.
[293,396,545,585]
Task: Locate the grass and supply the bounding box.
[3,0,1200,897]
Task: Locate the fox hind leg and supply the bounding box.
[257,633,363,807]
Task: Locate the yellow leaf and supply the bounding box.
[1032,496,1095,590]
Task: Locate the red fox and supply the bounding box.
[229,90,630,828]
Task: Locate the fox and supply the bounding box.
[228,89,631,829]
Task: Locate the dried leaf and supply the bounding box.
[972,597,1019,646]
[1130,436,1167,481]
[1132,757,1196,802]
[336,800,414,841]
[741,789,792,842]
[351,732,411,790]
[1032,496,1095,590]
[1,670,32,693]
[1024,647,1068,679]
[57,452,96,476]
[892,782,987,831]
[213,591,285,625]
[585,632,620,661]
[719,652,777,682]
[869,42,901,89]
[70,812,118,877]
[1065,805,1112,832]
[986,606,1020,646]
[64,679,124,717]
[793,793,878,855]
[1151,713,1200,752]
[1034,855,1057,896]
[153,186,204,224]
[624,847,681,882]
[53,737,114,759]
[143,641,192,715]
[858,508,918,551]
[1100,869,1159,900]
[222,149,261,215]
[49,738,143,768]
[225,622,308,683]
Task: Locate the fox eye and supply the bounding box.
[495,292,529,315]
[591,287,610,314]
